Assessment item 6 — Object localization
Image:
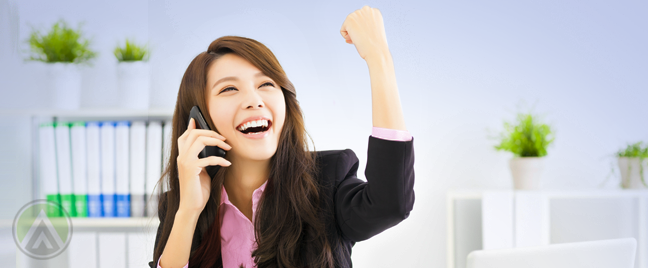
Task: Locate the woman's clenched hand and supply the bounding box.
[340,5,390,61]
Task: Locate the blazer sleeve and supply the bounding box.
[148,192,168,268]
[334,135,415,242]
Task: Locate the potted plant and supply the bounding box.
[114,38,150,109]
[25,19,97,110]
[493,112,555,190]
[617,142,648,189]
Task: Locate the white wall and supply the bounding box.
[1,0,647,267]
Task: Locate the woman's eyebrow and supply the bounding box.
[212,72,268,90]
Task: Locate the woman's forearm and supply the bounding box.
[159,209,200,268]
[366,50,407,131]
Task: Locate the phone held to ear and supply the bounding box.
[189,105,227,179]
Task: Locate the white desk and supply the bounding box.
[447,190,648,268]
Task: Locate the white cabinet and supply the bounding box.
[447,190,648,268]
[1,109,173,268]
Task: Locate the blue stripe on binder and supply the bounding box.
[102,194,116,217]
[116,194,130,217]
[88,194,103,217]
[116,120,131,127]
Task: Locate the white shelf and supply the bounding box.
[447,189,648,268]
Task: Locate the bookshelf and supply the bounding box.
[0,109,174,217]
[3,108,174,268]
[19,108,174,217]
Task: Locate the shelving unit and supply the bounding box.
[447,189,648,268]
[1,108,174,268]
[14,108,173,208]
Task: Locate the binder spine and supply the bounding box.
[88,194,103,217]
[74,194,88,217]
[39,122,61,217]
[55,122,76,217]
[115,121,131,217]
[71,121,88,217]
[60,194,76,217]
[115,194,130,217]
[101,121,116,217]
[146,121,163,217]
[130,121,147,217]
[46,194,62,217]
[86,121,103,217]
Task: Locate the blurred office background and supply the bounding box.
[1,0,647,267]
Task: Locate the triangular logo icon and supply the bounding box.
[20,209,65,256]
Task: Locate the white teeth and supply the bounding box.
[238,119,269,132]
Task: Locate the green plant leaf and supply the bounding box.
[617,141,648,158]
[494,112,555,157]
[114,38,150,62]
[24,19,97,64]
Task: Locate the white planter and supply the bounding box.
[618,157,648,189]
[116,61,150,109]
[509,157,545,190]
[48,62,82,110]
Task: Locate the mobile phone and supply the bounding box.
[189,105,227,179]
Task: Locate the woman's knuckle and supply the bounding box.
[198,136,208,143]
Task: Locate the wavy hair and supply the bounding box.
[152,36,334,268]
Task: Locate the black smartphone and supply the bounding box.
[189,105,227,179]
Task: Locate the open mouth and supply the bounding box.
[237,120,272,135]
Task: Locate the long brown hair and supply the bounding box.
[153,36,334,268]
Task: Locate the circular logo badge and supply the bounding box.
[12,199,73,259]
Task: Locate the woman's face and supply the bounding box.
[205,53,286,162]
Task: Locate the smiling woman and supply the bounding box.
[150,6,415,268]
[205,53,286,170]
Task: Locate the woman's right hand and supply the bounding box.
[176,118,232,215]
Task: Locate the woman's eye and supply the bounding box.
[220,87,236,93]
[219,82,274,94]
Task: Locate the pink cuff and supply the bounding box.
[371,126,412,141]
[158,256,188,268]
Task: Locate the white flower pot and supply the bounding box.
[116,61,150,109]
[618,157,648,189]
[48,62,82,110]
[509,157,544,190]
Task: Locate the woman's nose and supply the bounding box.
[242,90,264,109]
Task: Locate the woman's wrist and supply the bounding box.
[160,208,200,268]
[365,48,392,68]
[175,208,201,224]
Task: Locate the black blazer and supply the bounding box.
[149,135,415,268]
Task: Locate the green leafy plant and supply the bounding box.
[617,141,648,187]
[494,112,555,157]
[25,19,97,64]
[114,39,149,62]
[617,141,648,158]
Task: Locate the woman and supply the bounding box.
[149,6,415,268]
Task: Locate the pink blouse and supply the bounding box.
[158,127,412,268]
